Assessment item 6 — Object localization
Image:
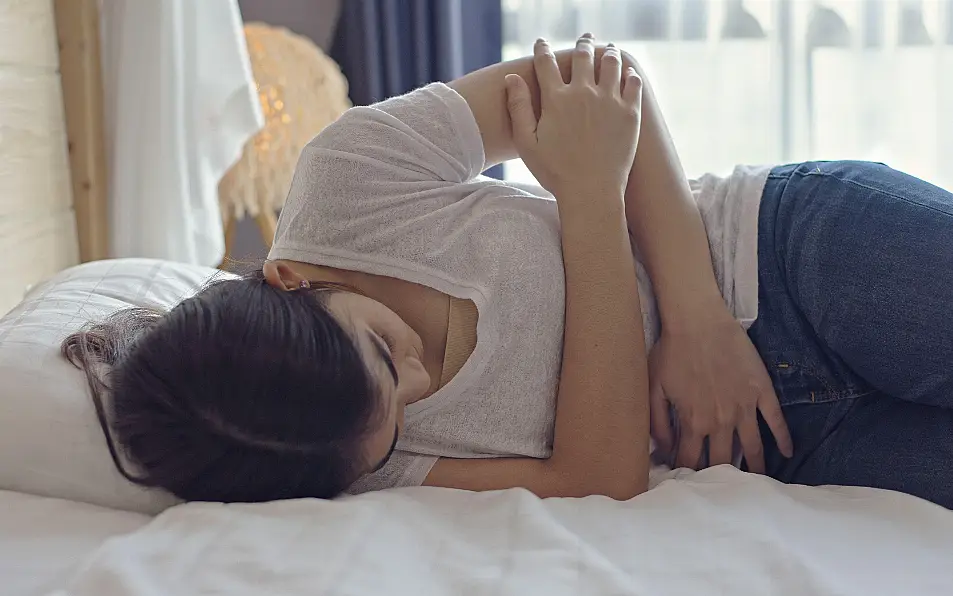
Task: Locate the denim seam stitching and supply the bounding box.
[771,352,869,403]
[798,171,953,219]
[781,388,876,407]
[812,388,875,404]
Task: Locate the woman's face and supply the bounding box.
[324,292,431,472]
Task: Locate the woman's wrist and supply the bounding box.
[657,288,734,336]
[553,182,626,211]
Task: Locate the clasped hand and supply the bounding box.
[649,315,794,473]
[504,34,642,201]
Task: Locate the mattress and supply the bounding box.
[2,259,951,593]
[49,466,953,595]
[0,490,148,596]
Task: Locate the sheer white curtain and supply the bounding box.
[100,0,263,265]
[503,0,953,189]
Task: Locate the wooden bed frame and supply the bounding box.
[53,0,109,263]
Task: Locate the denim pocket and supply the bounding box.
[766,353,869,406]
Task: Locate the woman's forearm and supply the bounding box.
[451,46,726,328]
[620,55,727,327]
[554,195,650,499]
[449,44,628,167]
[427,40,649,499]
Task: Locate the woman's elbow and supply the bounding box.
[557,468,649,501]
[604,477,648,501]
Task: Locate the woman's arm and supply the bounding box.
[450,42,722,317]
[449,41,617,167]
[427,38,648,500]
[618,56,793,470]
[449,42,722,323]
[618,59,724,321]
[452,38,791,471]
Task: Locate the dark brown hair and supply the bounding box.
[62,271,381,502]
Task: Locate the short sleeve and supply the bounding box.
[296,82,485,185]
[270,83,490,261]
[346,451,438,495]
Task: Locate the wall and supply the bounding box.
[231,0,341,263]
[238,0,341,50]
[0,0,78,312]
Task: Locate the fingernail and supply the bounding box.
[607,42,615,48]
[581,32,594,39]
[536,37,546,44]
[781,442,793,458]
[299,280,311,289]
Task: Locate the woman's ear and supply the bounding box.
[262,261,310,291]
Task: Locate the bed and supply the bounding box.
[0,490,148,596]
[1,1,952,595]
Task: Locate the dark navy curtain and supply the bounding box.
[330,0,503,178]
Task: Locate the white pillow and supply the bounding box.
[0,259,232,514]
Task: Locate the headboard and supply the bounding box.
[0,0,106,314]
[53,0,109,264]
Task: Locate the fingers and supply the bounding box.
[571,33,596,86]
[675,426,705,470]
[708,429,734,468]
[533,38,562,91]
[622,66,642,105]
[505,74,537,149]
[737,412,766,474]
[759,388,794,458]
[649,381,674,456]
[599,43,623,95]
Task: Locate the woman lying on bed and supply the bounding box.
[65,34,953,509]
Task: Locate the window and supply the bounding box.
[503,0,953,189]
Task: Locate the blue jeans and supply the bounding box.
[749,161,953,509]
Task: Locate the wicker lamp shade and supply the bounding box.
[218,22,350,258]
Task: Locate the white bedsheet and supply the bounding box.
[53,466,953,595]
[0,491,148,596]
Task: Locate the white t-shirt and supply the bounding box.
[268,83,770,492]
